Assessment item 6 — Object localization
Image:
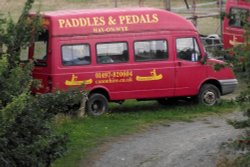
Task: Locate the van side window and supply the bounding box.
[134,40,168,62]
[62,44,90,66]
[229,8,249,28]
[176,38,201,62]
[96,42,128,64]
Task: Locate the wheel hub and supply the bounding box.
[203,91,216,104]
[91,101,103,113]
[93,103,99,110]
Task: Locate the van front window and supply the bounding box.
[33,30,49,66]
[176,37,201,62]
[229,8,249,28]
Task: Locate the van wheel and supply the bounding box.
[86,93,108,116]
[198,84,220,106]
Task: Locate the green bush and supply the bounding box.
[223,21,250,167]
[0,0,85,166]
[0,90,84,167]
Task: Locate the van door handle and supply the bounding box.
[177,62,182,66]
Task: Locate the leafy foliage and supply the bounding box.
[0,90,84,166]
[220,12,250,167]
[0,95,68,167]
[0,0,85,166]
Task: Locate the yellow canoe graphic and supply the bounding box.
[229,36,244,46]
[136,69,163,81]
[65,74,93,86]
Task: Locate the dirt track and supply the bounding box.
[85,112,244,167]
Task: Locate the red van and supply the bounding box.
[223,0,250,49]
[29,8,238,115]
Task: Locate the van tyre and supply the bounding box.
[198,84,220,106]
[86,93,108,116]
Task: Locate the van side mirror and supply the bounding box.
[200,53,208,65]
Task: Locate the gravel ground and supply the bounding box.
[84,112,244,167]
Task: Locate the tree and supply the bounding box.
[218,12,250,167]
[0,0,84,166]
[227,41,250,166]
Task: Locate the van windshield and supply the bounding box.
[229,8,249,28]
[33,30,49,66]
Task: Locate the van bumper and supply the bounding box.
[219,79,238,95]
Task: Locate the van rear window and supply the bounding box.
[62,44,91,66]
[96,42,128,64]
[33,30,49,66]
[134,40,168,62]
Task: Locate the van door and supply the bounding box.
[174,36,207,96]
[94,37,175,100]
[128,38,175,99]
[30,30,51,93]
[92,37,175,100]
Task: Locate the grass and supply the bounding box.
[52,100,239,167]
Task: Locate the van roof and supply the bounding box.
[40,8,196,36]
[226,0,250,6]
